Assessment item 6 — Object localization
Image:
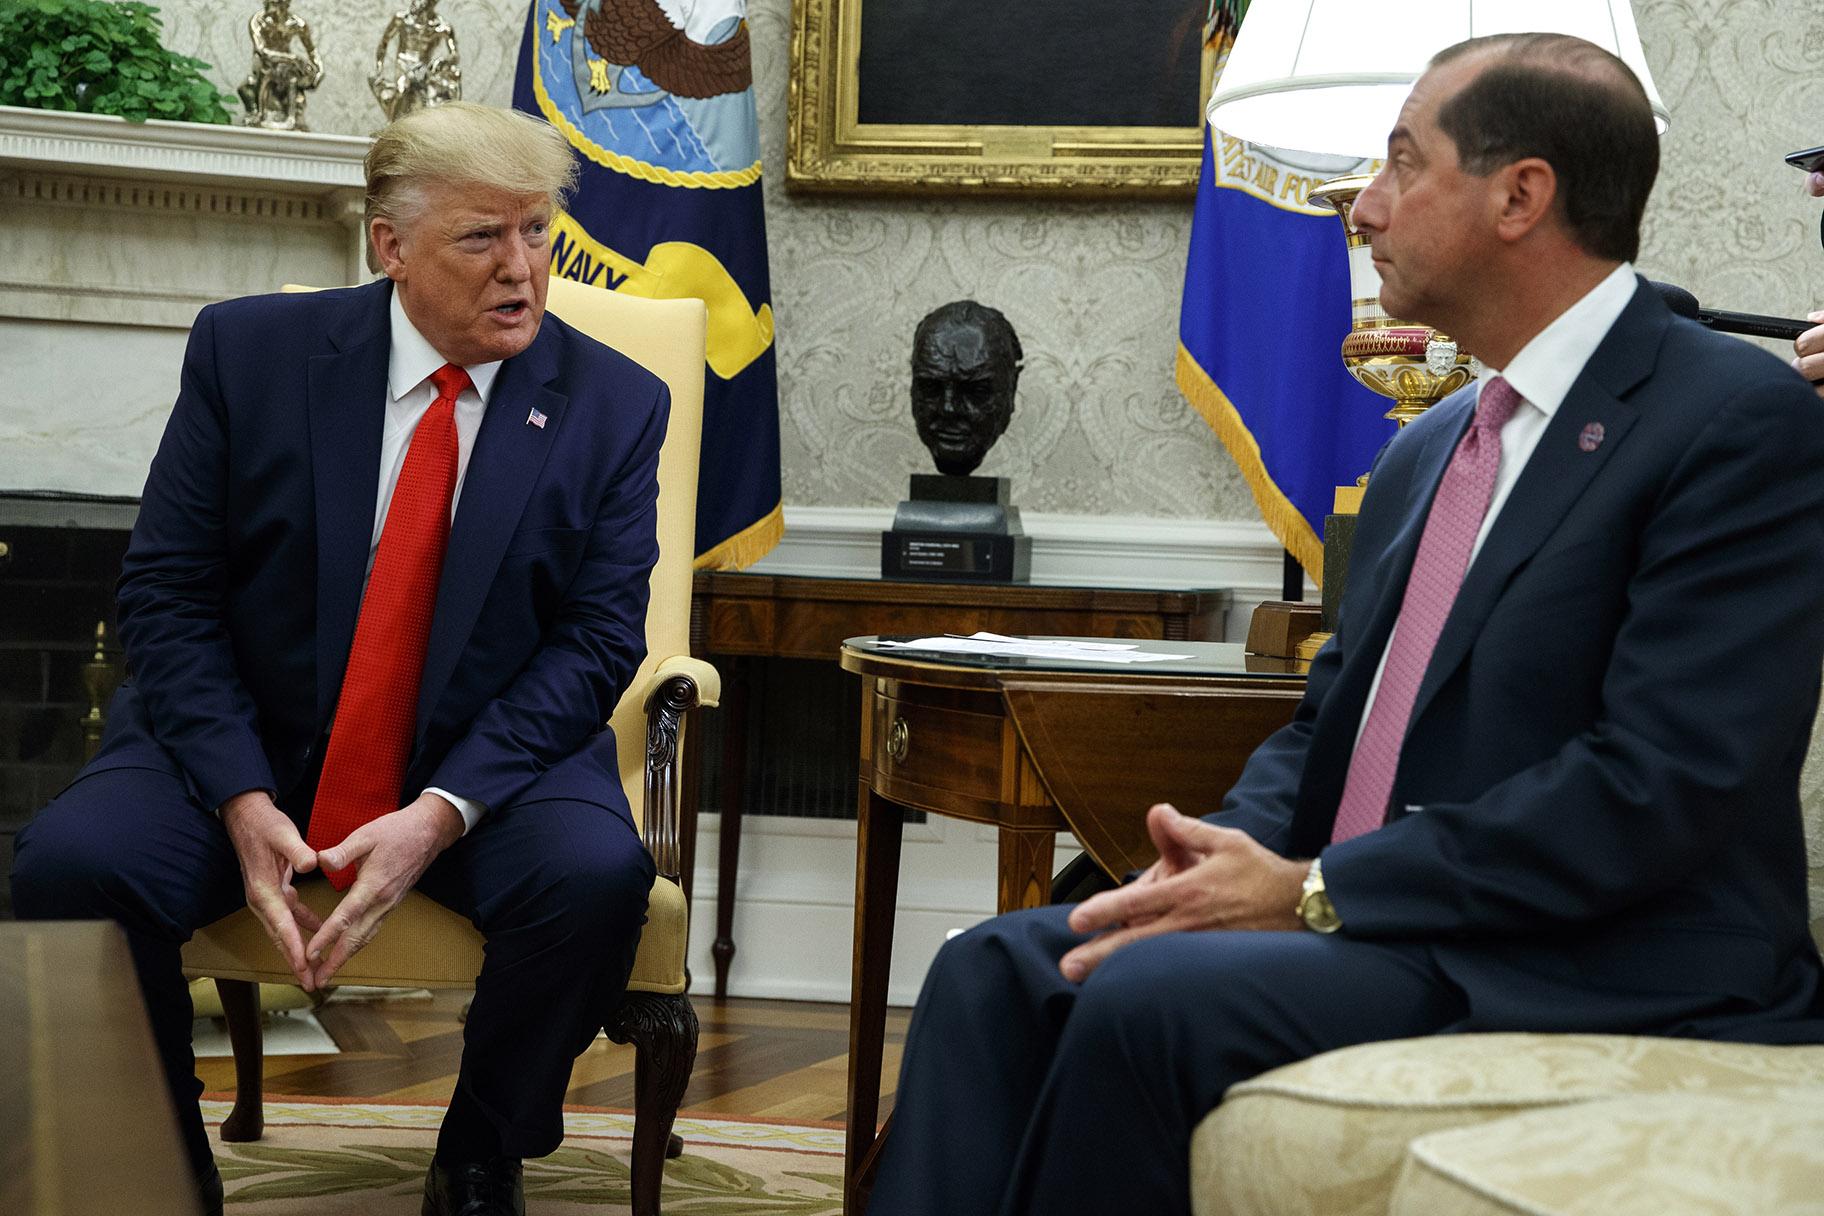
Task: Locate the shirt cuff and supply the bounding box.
[425,787,487,836]
[213,788,277,820]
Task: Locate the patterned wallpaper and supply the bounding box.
[152,0,1824,519]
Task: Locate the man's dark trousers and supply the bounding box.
[867,907,1469,1216]
[11,762,653,1177]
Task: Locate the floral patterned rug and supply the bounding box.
[200,1098,844,1214]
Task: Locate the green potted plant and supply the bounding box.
[0,0,233,123]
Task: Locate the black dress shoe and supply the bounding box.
[422,1157,525,1216]
[197,1165,225,1216]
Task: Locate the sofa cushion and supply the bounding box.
[1389,1085,1824,1215]
[1189,1034,1824,1216]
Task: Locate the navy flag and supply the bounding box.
[514,0,781,568]
[1177,2,1391,581]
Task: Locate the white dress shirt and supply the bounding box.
[1350,262,1640,761]
[370,292,503,836]
[375,290,500,561]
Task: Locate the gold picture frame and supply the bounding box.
[787,0,1220,198]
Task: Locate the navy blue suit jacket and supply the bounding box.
[89,278,669,825]
[1214,281,1824,1038]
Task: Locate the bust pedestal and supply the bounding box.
[880,474,1031,582]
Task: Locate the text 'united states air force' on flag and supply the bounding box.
[514,0,782,568]
[1178,4,1392,583]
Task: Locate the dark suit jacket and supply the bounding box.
[1214,280,1824,1038]
[87,278,670,825]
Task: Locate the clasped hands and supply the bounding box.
[219,789,465,991]
[1058,804,1311,984]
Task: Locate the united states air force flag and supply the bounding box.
[514,0,782,568]
[1176,8,1392,582]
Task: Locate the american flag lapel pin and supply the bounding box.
[527,407,548,429]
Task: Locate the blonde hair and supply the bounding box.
[364,102,578,269]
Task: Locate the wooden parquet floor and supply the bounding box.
[194,992,910,1123]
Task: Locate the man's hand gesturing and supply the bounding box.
[304,792,464,988]
[221,790,322,990]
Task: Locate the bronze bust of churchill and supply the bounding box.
[910,301,1023,477]
[884,301,1030,581]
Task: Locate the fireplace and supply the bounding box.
[0,495,136,914]
[0,106,367,915]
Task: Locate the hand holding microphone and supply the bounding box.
[1796,312,1824,397]
[1790,149,1824,396]
[1798,161,1824,396]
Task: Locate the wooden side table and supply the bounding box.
[836,637,1305,1214]
[683,573,1234,997]
[1,921,202,1215]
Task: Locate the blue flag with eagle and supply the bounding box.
[514,0,781,568]
[1177,0,1392,581]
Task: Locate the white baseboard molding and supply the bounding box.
[685,813,1081,1007]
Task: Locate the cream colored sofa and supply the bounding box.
[1191,728,1824,1215]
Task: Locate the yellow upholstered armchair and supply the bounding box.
[180,277,718,1216]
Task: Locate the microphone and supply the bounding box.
[1648,280,1814,342]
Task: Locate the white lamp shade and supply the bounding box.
[1207,0,1668,159]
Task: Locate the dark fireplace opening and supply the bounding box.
[0,510,134,917]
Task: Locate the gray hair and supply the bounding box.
[364,101,578,270]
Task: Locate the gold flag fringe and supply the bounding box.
[693,500,785,571]
[1175,344,1324,587]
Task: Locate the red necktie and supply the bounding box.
[308,363,470,888]
[1329,377,1523,844]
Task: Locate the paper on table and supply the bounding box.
[873,633,1193,664]
[961,632,1136,651]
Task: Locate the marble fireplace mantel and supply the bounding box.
[0,105,374,498]
[0,103,369,189]
[0,104,371,328]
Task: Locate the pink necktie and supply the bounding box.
[1330,377,1523,844]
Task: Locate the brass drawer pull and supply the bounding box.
[888,716,910,763]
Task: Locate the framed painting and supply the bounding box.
[787,0,1225,197]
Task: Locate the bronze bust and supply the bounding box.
[910,301,1023,477]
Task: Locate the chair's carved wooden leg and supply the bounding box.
[605,992,699,1216]
[214,979,265,1142]
[711,660,749,1000]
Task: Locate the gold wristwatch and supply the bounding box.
[1297,858,1341,934]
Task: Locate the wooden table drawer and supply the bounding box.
[869,683,1009,816]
